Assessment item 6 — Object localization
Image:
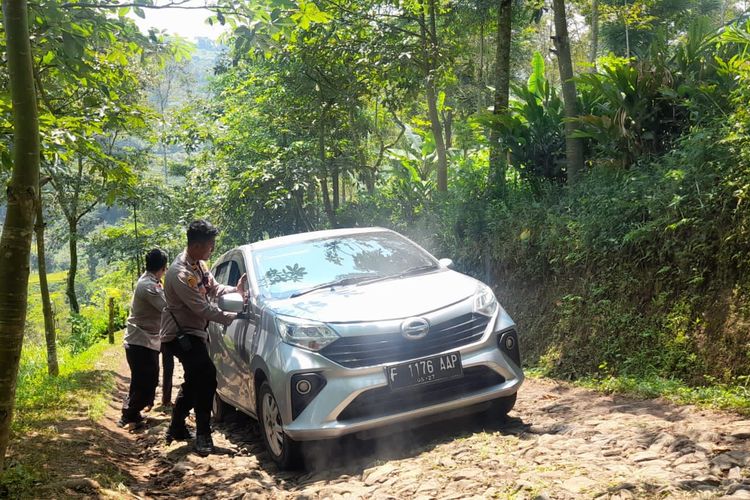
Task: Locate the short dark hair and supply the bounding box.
[145,248,168,272]
[187,219,219,245]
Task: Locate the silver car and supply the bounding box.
[208,227,523,468]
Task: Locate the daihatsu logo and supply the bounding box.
[401,317,430,340]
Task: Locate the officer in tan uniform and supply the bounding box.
[160,219,246,456]
[120,248,168,429]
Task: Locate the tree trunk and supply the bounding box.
[0,0,40,469]
[423,0,448,192]
[552,0,585,184]
[35,192,58,377]
[426,84,448,191]
[477,22,485,114]
[332,163,339,211]
[66,217,80,314]
[318,119,335,227]
[488,0,512,195]
[108,297,115,344]
[162,143,168,183]
[589,0,599,70]
[133,202,142,275]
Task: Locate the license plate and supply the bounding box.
[385,352,463,390]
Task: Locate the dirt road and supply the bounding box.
[64,358,750,499]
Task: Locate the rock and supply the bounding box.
[630,450,662,463]
[674,462,707,474]
[172,461,192,474]
[362,463,398,486]
[678,476,721,491]
[729,467,743,480]
[648,433,675,453]
[562,476,597,494]
[723,489,750,499]
[451,468,483,481]
[727,483,750,496]
[727,422,750,440]
[713,453,744,471]
[415,478,441,494]
[668,438,694,454]
[672,451,702,466]
[608,482,637,493]
[59,478,101,491]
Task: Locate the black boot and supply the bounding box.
[194,434,214,456]
[165,422,194,443]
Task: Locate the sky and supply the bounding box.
[129,1,228,40]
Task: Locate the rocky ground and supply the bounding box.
[59,358,750,499]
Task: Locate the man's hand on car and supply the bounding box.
[237,273,248,300]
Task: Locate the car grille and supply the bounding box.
[337,367,505,421]
[321,313,491,368]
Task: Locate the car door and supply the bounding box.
[209,260,240,404]
[219,251,257,409]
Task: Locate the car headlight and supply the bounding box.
[473,283,498,316]
[276,315,340,351]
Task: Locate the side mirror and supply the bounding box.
[218,292,245,313]
[438,258,454,269]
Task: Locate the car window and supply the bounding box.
[227,259,245,287]
[252,231,436,299]
[214,261,230,285]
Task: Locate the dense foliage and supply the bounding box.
[4,0,750,434]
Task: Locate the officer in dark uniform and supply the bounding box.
[120,248,168,429]
[160,220,246,455]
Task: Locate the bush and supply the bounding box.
[66,313,98,355]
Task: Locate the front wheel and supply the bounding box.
[212,391,233,423]
[257,381,301,469]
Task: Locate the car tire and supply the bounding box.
[257,381,301,469]
[488,393,517,418]
[212,391,233,423]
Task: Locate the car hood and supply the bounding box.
[267,270,479,323]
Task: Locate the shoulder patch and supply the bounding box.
[186,274,198,289]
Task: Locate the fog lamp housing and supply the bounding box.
[290,372,326,420]
[498,329,521,367]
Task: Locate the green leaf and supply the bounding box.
[117,6,130,17]
[41,51,55,65]
[527,51,545,97]
[133,6,145,18]
[62,32,83,59]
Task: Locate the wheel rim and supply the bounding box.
[262,392,284,456]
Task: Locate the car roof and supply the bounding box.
[238,226,394,253]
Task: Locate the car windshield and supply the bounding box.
[252,231,437,299]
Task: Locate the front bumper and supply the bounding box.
[265,305,524,441]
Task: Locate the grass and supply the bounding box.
[27,271,67,286]
[1,334,123,498]
[525,366,750,415]
[13,334,122,433]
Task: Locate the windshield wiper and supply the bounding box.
[357,264,439,286]
[289,275,380,298]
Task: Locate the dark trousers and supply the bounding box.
[163,335,217,435]
[123,344,159,422]
[161,346,174,405]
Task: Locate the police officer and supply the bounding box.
[160,219,246,455]
[120,248,168,429]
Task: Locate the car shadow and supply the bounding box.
[215,404,535,480]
